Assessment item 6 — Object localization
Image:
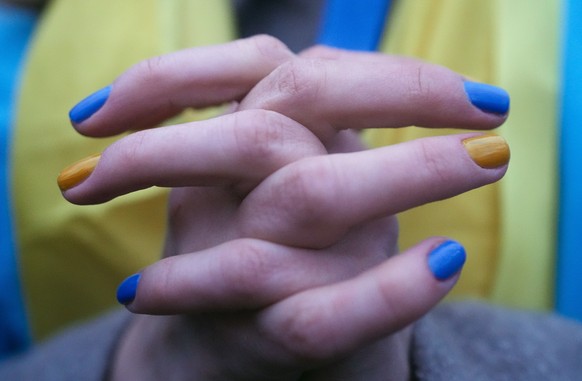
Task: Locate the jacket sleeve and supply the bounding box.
[412,302,582,381]
[0,309,130,381]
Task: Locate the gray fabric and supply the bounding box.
[0,309,130,381]
[1,303,582,380]
[412,302,582,381]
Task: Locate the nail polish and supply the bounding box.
[57,153,101,191]
[117,273,141,305]
[464,81,510,114]
[428,240,466,281]
[69,85,111,124]
[463,135,510,169]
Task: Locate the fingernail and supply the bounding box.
[463,81,510,114]
[69,85,111,124]
[57,153,101,191]
[462,135,510,169]
[428,240,466,281]
[117,273,141,305]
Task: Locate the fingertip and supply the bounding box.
[462,134,510,169]
[117,273,141,306]
[69,85,112,125]
[463,81,510,115]
[426,240,466,281]
[57,153,101,192]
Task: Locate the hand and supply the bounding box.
[59,36,509,380]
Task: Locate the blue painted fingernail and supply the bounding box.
[116,273,140,305]
[69,85,111,124]
[428,240,466,281]
[464,81,510,114]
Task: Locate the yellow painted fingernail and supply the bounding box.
[462,135,510,169]
[57,153,101,191]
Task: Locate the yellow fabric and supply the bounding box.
[492,0,558,309]
[364,0,558,309]
[13,0,234,339]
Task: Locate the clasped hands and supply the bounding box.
[58,36,510,380]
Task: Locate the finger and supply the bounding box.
[69,35,294,137]
[238,53,509,141]
[117,237,388,314]
[257,238,465,366]
[237,133,510,248]
[58,110,325,204]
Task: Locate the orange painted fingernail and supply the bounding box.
[462,135,510,169]
[57,153,101,191]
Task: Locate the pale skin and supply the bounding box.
[60,36,509,380]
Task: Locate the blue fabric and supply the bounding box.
[557,0,582,320]
[317,0,392,51]
[0,3,38,359]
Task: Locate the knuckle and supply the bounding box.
[271,59,325,102]
[132,55,167,84]
[375,276,409,326]
[231,110,291,163]
[232,110,324,165]
[142,258,175,308]
[276,301,338,362]
[219,240,273,299]
[374,268,427,330]
[404,62,434,102]
[126,55,180,114]
[273,158,338,228]
[417,139,452,184]
[109,130,150,174]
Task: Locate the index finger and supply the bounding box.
[69,35,294,137]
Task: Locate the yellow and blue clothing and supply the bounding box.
[0,0,580,359]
